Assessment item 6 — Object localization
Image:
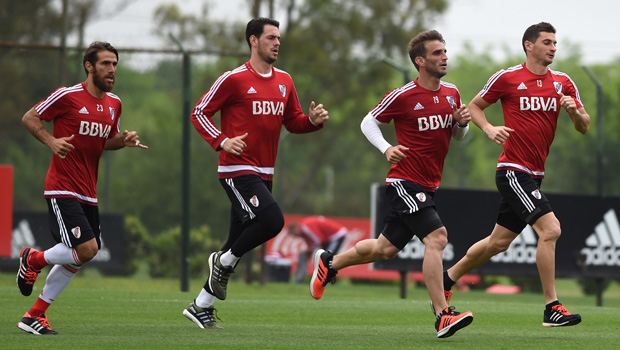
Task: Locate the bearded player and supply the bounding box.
[17,41,148,335]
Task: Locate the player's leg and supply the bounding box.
[531,212,561,304]
[531,211,581,327]
[423,227,449,313]
[446,225,517,283]
[18,198,99,335]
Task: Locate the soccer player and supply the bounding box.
[17,41,148,335]
[310,30,474,339]
[183,17,329,329]
[441,22,589,327]
[287,216,348,283]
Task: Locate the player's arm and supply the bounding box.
[22,107,75,159]
[559,93,590,134]
[469,94,514,145]
[360,113,408,164]
[104,130,148,150]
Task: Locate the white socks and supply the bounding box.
[195,288,216,308]
[44,243,82,265]
[39,264,80,303]
[219,250,239,267]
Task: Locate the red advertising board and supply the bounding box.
[0,165,14,257]
[266,214,402,280]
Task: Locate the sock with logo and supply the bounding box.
[545,300,561,312]
[443,270,456,291]
[38,264,80,306]
[43,243,82,266]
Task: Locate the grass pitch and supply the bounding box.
[1,270,619,349]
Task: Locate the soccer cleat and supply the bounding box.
[17,313,58,335]
[207,251,234,300]
[430,289,453,315]
[435,306,473,338]
[310,249,337,300]
[542,304,581,327]
[16,247,42,297]
[182,301,222,329]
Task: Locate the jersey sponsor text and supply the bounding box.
[252,100,284,116]
[519,96,558,112]
[418,114,453,131]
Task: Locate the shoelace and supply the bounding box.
[196,307,221,324]
[551,304,570,315]
[37,315,51,329]
[213,264,234,286]
[22,268,40,284]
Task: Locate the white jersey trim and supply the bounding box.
[36,83,84,115]
[497,162,544,177]
[45,190,98,204]
[218,165,275,175]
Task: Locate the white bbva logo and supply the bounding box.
[418,114,453,131]
[519,96,558,111]
[252,100,284,116]
[79,121,112,138]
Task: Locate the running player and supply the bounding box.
[441,22,589,327]
[310,30,473,338]
[17,41,148,335]
[182,17,329,329]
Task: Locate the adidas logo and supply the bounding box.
[79,106,89,114]
[490,225,538,264]
[247,87,257,94]
[517,82,527,90]
[11,219,41,258]
[414,102,424,110]
[398,236,454,261]
[580,209,620,266]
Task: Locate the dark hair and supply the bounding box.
[245,17,280,49]
[408,30,445,71]
[83,41,118,76]
[522,22,556,53]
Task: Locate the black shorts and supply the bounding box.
[220,175,277,224]
[46,197,101,249]
[495,170,553,233]
[381,181,444,250]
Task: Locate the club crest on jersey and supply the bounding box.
[531,189,542,200]
[446,96,455,106]
[416,192,426,202]
[71,226,81,239]
[250,195,260,207]
[109,107,115,121]
[553,81,563,95]
[279,84,286,98]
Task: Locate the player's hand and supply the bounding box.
[484,125,514,145]
[385,145,409,164]
[122,130,148,149]
[559,93,578,115]
[223,133,248,156]
[49,134,75,159]
[309,101,329,125]
[452,103,471,125]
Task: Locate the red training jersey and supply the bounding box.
[370,79,463,189]
[35,82,121,205]
[298,216,347,250]
[479,63,583,178]
[191,61,322,181]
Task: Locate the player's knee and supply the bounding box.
[76,240,99,263]
[423,228,448,252]
[539,223,561,242]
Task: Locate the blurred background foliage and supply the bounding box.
[1,0,619,278]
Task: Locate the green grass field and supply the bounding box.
[1,269,620,349]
